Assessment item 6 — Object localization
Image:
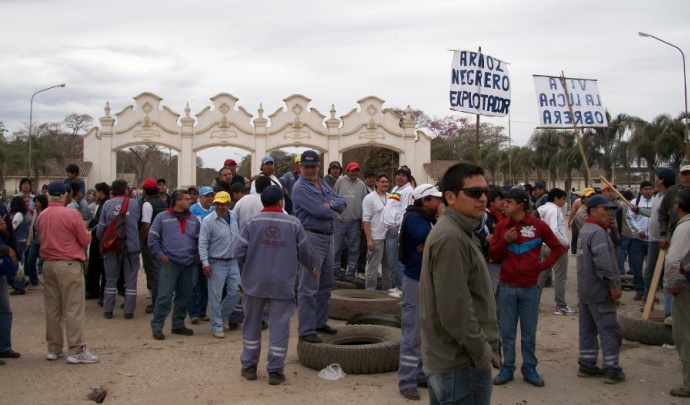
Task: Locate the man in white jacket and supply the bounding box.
[537,188,575,315]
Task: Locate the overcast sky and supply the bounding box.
[1,0,688,170]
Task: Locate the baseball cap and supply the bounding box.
[141,178,158,190]
[224,158,237,166]
[301,150,319,167]
[329,161,342,169]
[581,187,595,197]
[199,186,215,196]
[187,186,199,194]
[681,165,690,173]
[294,155,301,163]
[413,184,442,200]
[363,170,375,178]
[396,165,412,178]
[500,187,530,205]
[261,155,274,165]
[523,183,533,190]
[534,181,546,189]
[586,195,618,209]
[346,162,360,172]
[47,181,66,197]
[261,185,283,206]
[213,191,231,204]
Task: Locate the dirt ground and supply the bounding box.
[1,255,686,405]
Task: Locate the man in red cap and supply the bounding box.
[140,178,169,313]
[223,159,246,187]
[333,162,368,282]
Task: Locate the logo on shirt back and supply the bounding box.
[261,226,286,248]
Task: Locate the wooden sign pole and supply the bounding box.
[599,175,635,209]
[642,249,666,320]
[560,72,592,186]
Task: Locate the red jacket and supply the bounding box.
[489,213,564,287]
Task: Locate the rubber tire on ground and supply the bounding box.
[618,309,673,346]
[297,324,401,374]
[329,290,401,320]
[620,275,635,291]
[332,280,358,290]
[346,312,402,329]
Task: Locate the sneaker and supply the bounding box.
[299,334,323,344]
[46,352,65,361]
[388,287,401,294]
[388,291,402,299]
[241,366,257,381]
[492,368,514,385]
[664,316,673,326]
[522,368,545,387]
[578,366,605,378]
[400,387,421,400]
[604,370,626,384]
[268,372,286,385]
[171,326,194,336]
[190,317,201,325]
[555,306,576,316]
[213,331,225,339]
[67,347,100,364]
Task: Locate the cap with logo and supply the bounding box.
[261,185,283,206]
[329,161,342,169]
[500,187,530,205]
[141,178,158,190]
[200,186,215,196]
[586,195,618,209]
[213,191,231,204]
[48,181,66,197]
[301,150,319,167]
[261,155,274,165]
[346,162,360,172]
[681,165,690,173]
[413,184,442,200]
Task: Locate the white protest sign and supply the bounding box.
[449,50,511,117]
[533,75,608,128]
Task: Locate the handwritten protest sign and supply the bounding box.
[450,50,511,117]
[533,75,608,128]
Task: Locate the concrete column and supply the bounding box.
[179,103,196,186]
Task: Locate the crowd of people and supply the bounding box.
[0,157,689,402]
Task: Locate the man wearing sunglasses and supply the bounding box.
[420,163,499,405]
[489,188,564,388]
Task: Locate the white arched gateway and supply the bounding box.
[83,92,431,187]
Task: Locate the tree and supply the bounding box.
[584,112,633,181]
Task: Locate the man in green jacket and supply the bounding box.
[419,162,499,405]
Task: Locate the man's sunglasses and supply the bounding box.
[456,187,490,199]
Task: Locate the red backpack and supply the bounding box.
[100,196,129,255]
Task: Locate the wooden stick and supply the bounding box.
[560,72,592,185]
[599,175,635,209]
[642,249,666,320]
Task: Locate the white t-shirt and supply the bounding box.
[141,202,153,224]
[250,174,282,194]
[362,191,389,240]
[233,193,265,230]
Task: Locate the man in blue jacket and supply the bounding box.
[292,150,346,344]
[397,183,444,400]
[148,190,200,341]
[233,185,315,385]
[97,179,141,320]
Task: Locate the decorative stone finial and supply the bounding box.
[104,102,111,116]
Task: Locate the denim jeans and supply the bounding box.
[188,263,208,318]
[428,367,492,405]
[398,275,425,390]
[385,227,403,289]
[151,261,194,332]
[617,235,632,275]
[0,275,13,353]
[207,259,241,333]
[498,284,540,374]
[334,220,362,280]
[627,238,648,295]
[14,242,40,292]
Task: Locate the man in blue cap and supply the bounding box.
[250,155,282,194]
[188,186,216,324]
[576,194,624,384]
[292,150,346,343]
